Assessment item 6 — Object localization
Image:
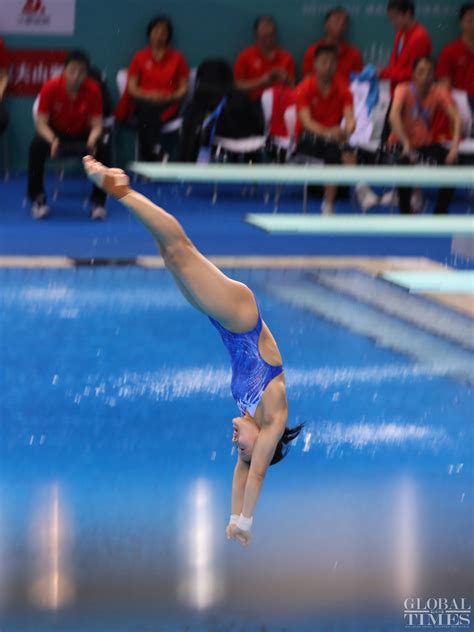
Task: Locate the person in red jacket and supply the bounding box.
[437,3,474,108]
[234,16,296,101]
[301,7,363,82]
[380,0,431,92]
[295,45,356,215]
[121,15,189,161]
[27,50,106,220]
[0,38,8,135]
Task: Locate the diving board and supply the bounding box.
[382,271,474,294]
[245,214,474,236]
[129,162,474,187]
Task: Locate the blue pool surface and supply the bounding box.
[0,267,472,632]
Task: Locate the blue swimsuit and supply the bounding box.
[209,300,284,416]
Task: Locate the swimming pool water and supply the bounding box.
[1,267,472,632]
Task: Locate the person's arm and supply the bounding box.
[87,115,103,153]
[235,72,274,93]
[341,104,356,139]
[225,456,250,539]
[36,112,61,157]
[0,68,8,100]
[389,88,411,155]
[442,99,462,164]
[298,106,332,137]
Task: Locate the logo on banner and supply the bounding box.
[20,0,49,25]
[404,598,471,628]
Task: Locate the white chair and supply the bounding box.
[448,90,474,160]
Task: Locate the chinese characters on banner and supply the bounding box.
[0,0,76,35]
[5,50,68,96]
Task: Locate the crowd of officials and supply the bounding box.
[0,0,473,219]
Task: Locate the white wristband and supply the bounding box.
[229,514,239,526]
[236,513,253,531]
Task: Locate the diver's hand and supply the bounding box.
[226,522,237,540]
[230,526,252,547]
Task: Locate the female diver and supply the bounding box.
[83,156,304,546]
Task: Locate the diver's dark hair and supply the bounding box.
[270,423,305,466]
[147,15,173,44]
[64,50,90,72]
[314,44,338,60]
[387,0,415,16]
[413,55,434,71]
[460,3,474,20]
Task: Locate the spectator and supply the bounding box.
[0,37,8,135]
[27,50,107,220]
[437,3,474,110]
[302,7,363,82]
[388,56,461,214]
[234,16,296,101]
[119,16,189,161]
[295,45,356,215]
[380,0,431,92]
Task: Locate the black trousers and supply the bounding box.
[133,99,173,161]
[27,132,109,205]
[0,99,8,135]
[396,144,455,215]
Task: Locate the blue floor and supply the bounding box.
[1,267,472,631]
[1,175,473,266]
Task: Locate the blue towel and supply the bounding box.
[350,64,380,115]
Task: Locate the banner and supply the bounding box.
[0,0,76,35]
[5,49,67,96]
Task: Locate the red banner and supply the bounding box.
[6,49,68,96]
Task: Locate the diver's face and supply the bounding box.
[231,415,259,462]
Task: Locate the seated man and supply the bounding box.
[302,7,363,82]
[0,37,8,136]
[27,50,106,220]
[295,45,356,215]
[388,56,461,214]
[234,15,296,102]
[121,15,189,161]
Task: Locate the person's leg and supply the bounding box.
[395,154,413,214]
[322,141,344,211]
[424,144,455,214]
[134,99,166,161]
[83,157,258,332]
[90,137,109,207]
[0,100,8,135]
[27,134,50,202]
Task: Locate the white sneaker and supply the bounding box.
[380,189,398,206]
[31,200,50,220]
[321,200,336,215]
[91,205,107,221]
[355,183,379,212]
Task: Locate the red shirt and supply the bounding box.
[268,84,296,138]
[234,44,296,100]
[380,22,432,92]
[295,74,353,135]
[128,46,189,121]
[437,38,474,98]
[302,40,363,81]
[38,74,102,136]
[0,38,7,69]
